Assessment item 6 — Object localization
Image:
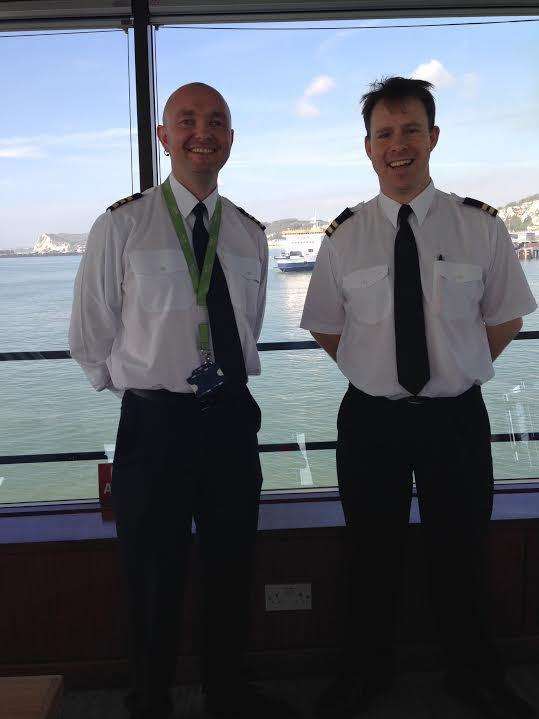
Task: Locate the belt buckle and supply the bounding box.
[406,396,424,406]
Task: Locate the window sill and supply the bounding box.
[1,483,539,545]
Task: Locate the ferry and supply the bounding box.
[275,218,327,272]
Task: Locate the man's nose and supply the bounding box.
[193,122,212,138]
[390,140,408,154]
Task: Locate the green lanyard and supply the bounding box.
[161,177,222,358]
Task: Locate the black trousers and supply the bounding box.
[336,383,504,685]
[111,385,263,704]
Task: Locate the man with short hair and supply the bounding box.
[70,83,296,719]
[301,77,537,719]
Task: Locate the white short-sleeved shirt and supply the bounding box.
[69,174,268,394]
[300,182,537,398]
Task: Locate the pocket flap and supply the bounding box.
[220,251,261,281]
[129,249,187,275]
[436,262,482,283]
[343,264,389,290]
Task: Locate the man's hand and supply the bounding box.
[485,317,523,362]
[311,332,341,361]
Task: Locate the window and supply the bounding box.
[0,28,137,503]
[1,12,538,504]
[154,16,539,489]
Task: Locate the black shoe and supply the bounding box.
[124,690,174,719]
[314,674,392,719]
[444,677,537,719]
[204,681,301,719]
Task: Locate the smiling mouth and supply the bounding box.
[388,159,414,168]
[187,147,217,155]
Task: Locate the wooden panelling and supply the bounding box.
[0,517,538,684]
[487,527,527,636]
[524,530,539,635]
[0,544,125,663]
[250,530,347,651]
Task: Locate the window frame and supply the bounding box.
[1,0,538,512]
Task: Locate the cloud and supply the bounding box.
[295,98,320,118]
[411,60,481,98]
[0,146,45,159]
[0,128,135,161]
[316,29,356,57]
[411,59,455,88]
[295,74,336,118]
[304,75,336,97]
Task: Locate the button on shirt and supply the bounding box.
[69,174,268,393]
[300,182,537,398]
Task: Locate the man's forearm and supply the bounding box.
[311,332,341,361]
[485,317,523,362]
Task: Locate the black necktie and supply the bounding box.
[192,202,247,385]
[394,204,430,395]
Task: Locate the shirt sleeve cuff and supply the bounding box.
[483,300,538,326]
[299,320,344,334]
[77,362,112,391]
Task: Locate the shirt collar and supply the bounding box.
[168,173,219,220]
[378,181,435,229]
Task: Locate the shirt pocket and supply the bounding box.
[433,261,483,320]
[343,264,391,325]
[219,251,261,312]
[129,249,194,312]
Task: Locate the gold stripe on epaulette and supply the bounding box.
[325,207,354,237]
[107,193,143,212]
[462,196,498,217]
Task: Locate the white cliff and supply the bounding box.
[499,196,539,231]
[33,233,87,254]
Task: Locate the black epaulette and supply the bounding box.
[235,205,266,231]
[462,197,498,217]
[107,193,143,212]
[325,207,354,237]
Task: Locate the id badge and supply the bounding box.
[187,362,226,400]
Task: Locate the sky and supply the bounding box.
[0,16,538,248]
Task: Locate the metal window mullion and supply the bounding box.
[149,0,539,25]
[132,0,159,191]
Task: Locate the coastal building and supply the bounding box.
[516,242,539,260]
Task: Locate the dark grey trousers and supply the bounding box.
[336,383,504,685]
[112,386,263,706]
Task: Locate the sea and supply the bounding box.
[1,251,539,504]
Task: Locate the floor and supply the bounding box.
[60,665,539,718]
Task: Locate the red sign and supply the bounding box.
[98,463,113,509]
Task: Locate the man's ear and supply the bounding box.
[157,124,168,153]
[364,135,372,160]
[429,125,440,152]
[230,128,234,147]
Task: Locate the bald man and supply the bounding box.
[69,84,294,719]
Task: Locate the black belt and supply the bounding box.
[128,383,248,406]
[129,388,195,402]
[348,383,479,405]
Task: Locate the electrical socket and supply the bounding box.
[265,583,312,611]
